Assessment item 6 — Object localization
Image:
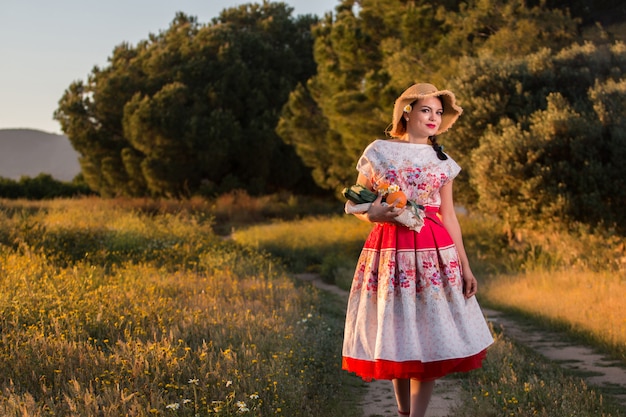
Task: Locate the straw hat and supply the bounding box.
[389,83,463,137]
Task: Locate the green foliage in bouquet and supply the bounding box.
[341,184,377,205]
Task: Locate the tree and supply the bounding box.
[468,42,626,231]
[55,3,320,197]
[277,0,579,194]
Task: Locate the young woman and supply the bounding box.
[342,83,494,417]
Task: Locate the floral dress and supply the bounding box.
[342,139,494,381]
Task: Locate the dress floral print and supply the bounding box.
[342,140,493,382]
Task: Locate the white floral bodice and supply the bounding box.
[356,139,461,208]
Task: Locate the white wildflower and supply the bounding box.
[166,402,180,410]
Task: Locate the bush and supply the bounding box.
[0,173,93,199]
[452,42,626,232]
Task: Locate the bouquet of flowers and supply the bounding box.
[342,183,425,232]
[342,184,377,205]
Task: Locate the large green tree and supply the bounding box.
[277,0,579,194]
[55,3,319,197]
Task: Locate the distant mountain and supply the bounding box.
[0,129,81,182]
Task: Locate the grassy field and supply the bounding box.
[232,210,626,416]
[1,195,624,416]
[0,197,357,416]
[232,215,372,288]
[482,270,626,361]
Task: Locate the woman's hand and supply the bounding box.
[366,194,405,224]
[462,270,478,299]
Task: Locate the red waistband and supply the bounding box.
[423,205,439,214]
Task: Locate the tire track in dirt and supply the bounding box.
[484,308,626,409]
[296,273,626,416]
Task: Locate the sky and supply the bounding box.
[0,0,338,135]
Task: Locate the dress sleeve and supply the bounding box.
[444,156,462,184]
[355,141,379,181]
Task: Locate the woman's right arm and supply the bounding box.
[352,173,404,223]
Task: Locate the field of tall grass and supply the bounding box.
[2,193,624,416]
[0,197,357,416]
[232,210,626,415]
[232,216,372,288]
[482,270,626,359]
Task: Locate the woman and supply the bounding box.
[342,83,494,417]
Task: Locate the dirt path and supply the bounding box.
[295,273,626,416]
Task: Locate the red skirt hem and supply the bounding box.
[342,350,488,382]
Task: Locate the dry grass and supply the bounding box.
[0,197,358,416]
[233,212,626,415]
[7,193,620,415]
[232,215,372,286]
[482,270,626,360]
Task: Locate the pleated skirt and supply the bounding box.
[342,208,494,381]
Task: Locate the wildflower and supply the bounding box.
[249,394,259,400]
[226,380,233,387]
[188,378,199,385]
[166,403,180,410]
[182,399,192,404]
[404,104,412,113]
[211,400,225,412]
[236,401,250,413]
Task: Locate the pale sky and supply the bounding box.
[0,0,338,134]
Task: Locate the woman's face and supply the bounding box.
[405,96,443,139]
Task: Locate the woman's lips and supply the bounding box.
[426,124,437,129]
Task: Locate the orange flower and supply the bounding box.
[377,181,390,194]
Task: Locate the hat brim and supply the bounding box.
[389,84,463,137]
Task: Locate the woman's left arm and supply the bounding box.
[439,180,477,298]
